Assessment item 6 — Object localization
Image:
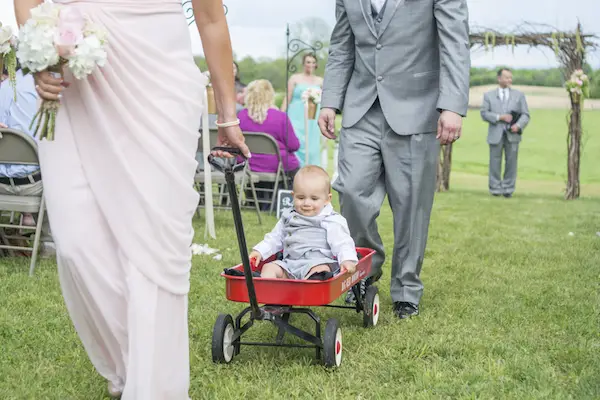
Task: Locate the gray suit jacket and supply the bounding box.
[321,0,471,135]
[480,88,530,144]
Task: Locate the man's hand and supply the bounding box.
[341,260,357,275]
[318,107,337,139]
[511,124,520,133]
[437,110,463,145]
[499,114,513,123]
[0,123,7,129]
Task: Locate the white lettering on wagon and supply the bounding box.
[341,270,362,292]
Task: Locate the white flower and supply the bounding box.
[16,18,60,72]
[83,20,108,44]
[302,87,322,104]
[68,35,107,79]
[0,24,14,55]
[30,3,61,26]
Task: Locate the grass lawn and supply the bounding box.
[1,109,599,399]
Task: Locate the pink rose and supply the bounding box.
[576,79,583,86]
[55,8,85,58]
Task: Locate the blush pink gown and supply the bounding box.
[37,0,206,398]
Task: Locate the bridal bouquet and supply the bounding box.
[565,69,590,104]
[16,3,108,140]
[301,87,321,120]
[0,22,18,100]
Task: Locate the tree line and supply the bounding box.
[194,56,600,99]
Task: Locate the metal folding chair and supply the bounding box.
[0,128,46,275]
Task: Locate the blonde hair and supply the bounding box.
[245,79,274,124]
[293,165,331,193]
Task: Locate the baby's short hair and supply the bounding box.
[293,165,331,193]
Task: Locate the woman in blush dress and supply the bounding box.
[14,0,249,398]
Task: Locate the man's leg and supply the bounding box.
[333,100,387,292]
[489,143,503,195]
[502,136,519,196]
[382,130,439,314]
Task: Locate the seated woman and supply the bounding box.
[238,79,300,209]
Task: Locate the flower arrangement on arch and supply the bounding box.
[16,3,108,141]
[565,69,590,103]
[0,21,18,100]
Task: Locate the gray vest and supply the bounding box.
[281,209,335,260]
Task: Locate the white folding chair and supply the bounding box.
[0,128,46,275]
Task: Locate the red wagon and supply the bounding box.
[209,149,380,368]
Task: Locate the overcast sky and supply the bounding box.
[3,0,599,68]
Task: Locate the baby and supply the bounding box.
[249,165,358,280]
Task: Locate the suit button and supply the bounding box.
[377,76,383,81]
[376,43,382,50]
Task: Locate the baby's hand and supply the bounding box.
[341,260,357,275]
[249,250,262,268]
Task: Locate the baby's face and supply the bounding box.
[292,176,331,217]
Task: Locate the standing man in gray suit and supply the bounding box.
[318,0,470,319]
[480,68,530,198]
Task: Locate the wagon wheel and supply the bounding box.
[323,318,342,368]
[212,314,236,363]
[363,285,380,328]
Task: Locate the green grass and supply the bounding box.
[1,109,599,399]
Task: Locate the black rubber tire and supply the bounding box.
[323,318,342,367]
[212,314,235,363]
[363,285,380,328]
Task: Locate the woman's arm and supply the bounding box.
[280,76,296,112]
[191,0,237,124]
[284,115,300,152]
[191,0,249,157]
[14,0,42,25]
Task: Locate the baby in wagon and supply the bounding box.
[249,165,358,280]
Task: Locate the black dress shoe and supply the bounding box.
[491,193,501,197]
[503,193,512,198]
[393,302,419,319]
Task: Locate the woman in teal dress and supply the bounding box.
[281,53,323,166]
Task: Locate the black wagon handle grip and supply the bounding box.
[207,147,247,174]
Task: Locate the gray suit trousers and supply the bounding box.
[489,132,519,195]
[333,100,439,305]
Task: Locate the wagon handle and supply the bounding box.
[208,147,247,174]
[208,147,262,320]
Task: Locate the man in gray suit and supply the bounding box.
[318,0,470,319]
[480,68,530,198]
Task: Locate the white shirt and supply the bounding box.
[498,87,510,102]
[372,0,386,13]
[253,203,358,264]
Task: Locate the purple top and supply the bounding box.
[238,108,300,173]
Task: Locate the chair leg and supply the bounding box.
[248,178,262,225]
[269,170,281,215]
[29,196,46,276]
